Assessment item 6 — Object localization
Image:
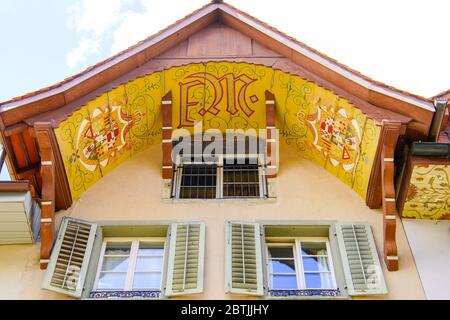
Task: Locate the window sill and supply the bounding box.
[162,197,277,204]
[89,290,162,299]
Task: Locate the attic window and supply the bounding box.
[171,155,267,200]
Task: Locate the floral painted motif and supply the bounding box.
[403,164,450,220]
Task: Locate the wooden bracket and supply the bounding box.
[265,90,278,178]
[161,91,173,179]
[366,120,407,209]
[34,122,56,270]
[380,120,404,271]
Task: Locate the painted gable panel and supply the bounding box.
[125,73,164,154]
[54,107,103,200]
[55,62,381,202]
[403,164,450,220]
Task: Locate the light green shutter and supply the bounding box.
[225,221,264,296]
[165,222,205,296]
[335,223,388,296]
[42,217,97,298]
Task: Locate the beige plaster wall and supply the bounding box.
[0,141,425,299]
[402,219,450,300]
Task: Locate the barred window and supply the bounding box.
[172,156,267,199]
[178,164,218,199]
[223,158,261,198]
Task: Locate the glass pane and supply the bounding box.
[270,259,296,273]
[302,257,330,272]
[135,256,163,272]
[133,272,161,290]
[105,242,132,255]
[271,274,298,290]
[304,272,334,289]
[98,272,127,290]
[301,242,328,256]
[138,242,164,256]
[101,256,129,272]
[268,247,294,259]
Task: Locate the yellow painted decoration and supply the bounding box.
[272,69,377,190]
[55,62,381,201]
[54,106,103,200]
[352,119,380,199]
[125,73,163,155]
[402,164,450,220]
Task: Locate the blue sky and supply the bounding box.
[0,0,449,103]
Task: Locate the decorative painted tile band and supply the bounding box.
[268,289,341,297]
[89,290,161,299]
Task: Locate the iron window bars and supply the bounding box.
[171,155,268,199]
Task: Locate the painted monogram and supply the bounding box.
[178,72,259,128]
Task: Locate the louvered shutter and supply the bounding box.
[42,217,97,298]
[165,222,205,296]
[225,221,264,296]
[335,223,388,296]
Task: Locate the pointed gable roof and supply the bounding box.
[0,1,434,130]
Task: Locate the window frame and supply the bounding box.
[172,154,268,200]
[266,237,338,292]
[93,237,167,292]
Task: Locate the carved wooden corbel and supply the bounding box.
[380,120,405,271]
[34,122,56,270]
[162,91,173,179]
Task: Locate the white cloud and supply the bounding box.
[67,37,101,69]
[111,0,207,54]
[66,0,138,69]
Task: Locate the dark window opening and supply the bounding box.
[178,164,217,199]
[223,158,261,198]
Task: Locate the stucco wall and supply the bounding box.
[0,141,425,299]
[402,220,450,300]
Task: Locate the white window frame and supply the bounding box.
[93,237,166,292]
[266,237,337,291]
[172,154,267,199]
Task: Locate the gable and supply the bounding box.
[0,1,435,213]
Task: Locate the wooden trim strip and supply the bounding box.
[0,181,30,192]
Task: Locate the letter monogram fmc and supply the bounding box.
[178,72,258,128]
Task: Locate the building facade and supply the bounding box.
[0,1,448,300]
